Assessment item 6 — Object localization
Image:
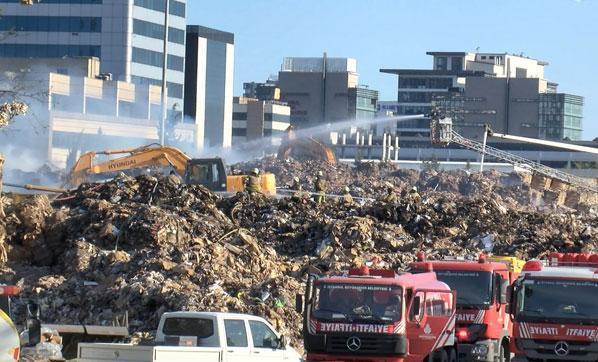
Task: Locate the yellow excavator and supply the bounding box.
[66,144,276,195]
[277,126,336,164]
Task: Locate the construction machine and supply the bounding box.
[429,112,598,195]
[277,126,336,164]
[66,144,276,195]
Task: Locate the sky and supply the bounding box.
[188,0,598,140]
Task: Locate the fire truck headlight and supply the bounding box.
[471,344,489,357]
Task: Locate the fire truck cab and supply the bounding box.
[409,254,524,362]
[296,266,457,362]
[510,253,598,362]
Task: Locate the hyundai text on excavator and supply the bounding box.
[409,254,525,362]
[509,253,598,362]
[296,265,458,362]
[66,144,276,195]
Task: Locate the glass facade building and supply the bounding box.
[349,87,379,120]
[0,0,187,119]
[539,94,584,140]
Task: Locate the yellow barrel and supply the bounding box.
[226,175,245,193]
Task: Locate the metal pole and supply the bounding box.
[159,0,170,145]
[381,132,386,162]
[480,124,488,172]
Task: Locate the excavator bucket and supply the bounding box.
[277,126,336,164]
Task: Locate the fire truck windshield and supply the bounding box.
[312,283,402,322]
[435,270,493,307]
[517,279,598,324]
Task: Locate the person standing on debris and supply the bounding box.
[290,177,304,202]
[342,186,354,206]
[383,182,398,203]
[245,168,262,194]
[314,171,326,204]
[408,186,421,204]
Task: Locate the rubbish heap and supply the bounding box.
[0,159,596,348]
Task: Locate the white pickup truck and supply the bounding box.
[77,311,302,362]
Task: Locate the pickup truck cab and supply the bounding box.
[0,309,20,362]
[78,311,302,362]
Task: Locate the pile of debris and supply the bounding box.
[0,159,596,349]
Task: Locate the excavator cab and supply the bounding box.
[184,158,227,191]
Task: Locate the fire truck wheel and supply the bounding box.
[448,348,457,362]
[499,342,509,362]
[435,349,449,362]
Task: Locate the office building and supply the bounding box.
[232,97,290,145]
[539,93,584,140]
[381,51,583,140]
[184,25,234,149]
[0,0,187,120]
[278,55,359,128]
[0,57,167,168]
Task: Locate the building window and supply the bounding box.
[233,112,247,120]
[435,56,447,70]
[0,16,102,32]
[0,44,100,57]
[134,0,185,17]
[232,128,247,136]
[131,47,184,71]
[451,57,463,71]
[264,113,273,121]
[132,19,184,45]
[130,75,183,99]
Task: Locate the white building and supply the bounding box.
[184,25,234,149]
[232,97,290,145]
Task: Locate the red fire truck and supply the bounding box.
[409,254,524,362]
[509,253,598,362]
[296,265,457,362]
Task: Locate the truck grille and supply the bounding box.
[517,339,598,361]
[327,334,403,355]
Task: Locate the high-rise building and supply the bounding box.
[278,55,359,128]
[381,51,584,140]
[0,0,187,120]
[184,25,234,149]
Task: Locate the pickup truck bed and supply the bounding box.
[78,343,222,362]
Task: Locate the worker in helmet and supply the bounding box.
[382,182,398,203]
[408,186,421,204]
[245,168,262,195]
[342,186,354,206]
[314,171,326,204]
[290,177,303,202]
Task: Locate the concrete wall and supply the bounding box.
[279,71,353,128]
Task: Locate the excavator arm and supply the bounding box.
[277,126,336,164]
[67,145,191,187]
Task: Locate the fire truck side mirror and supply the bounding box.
[499,279,509,305]
[505,285,513,313]
[295,294,304,313]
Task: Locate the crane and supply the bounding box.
[430,116,598,194]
